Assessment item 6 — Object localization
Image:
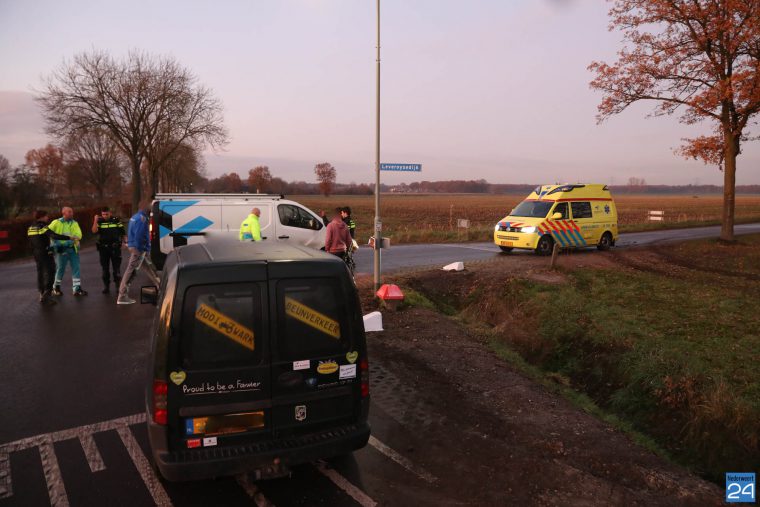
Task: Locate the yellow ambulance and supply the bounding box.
[493,184,618,255]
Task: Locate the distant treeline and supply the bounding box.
[384,180,760,195]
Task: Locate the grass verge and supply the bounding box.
[401,236,760,481]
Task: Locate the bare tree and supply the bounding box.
[0,155,11,186]
[159,143,205,192]
[314,162,336,197]
[63,129,122,200]
[248,165,272,193]
[37,50,228,211]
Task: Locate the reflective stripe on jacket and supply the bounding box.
[48,218,82,251]
[96,217,126,245]
[239,214,262,241]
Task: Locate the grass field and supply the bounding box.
[296,194,760,244]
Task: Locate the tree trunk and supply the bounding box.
[131,157,142,215]
[721,131,737,242]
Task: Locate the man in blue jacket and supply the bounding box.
[117,202,151,305]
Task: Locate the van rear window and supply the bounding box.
[181,283,263,369]
[277,279,349,360]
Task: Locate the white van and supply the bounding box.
[150,193,326,269]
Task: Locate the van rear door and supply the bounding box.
[167,274,272,452]
[268,270,361,436]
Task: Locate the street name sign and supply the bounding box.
[380,163,422,172]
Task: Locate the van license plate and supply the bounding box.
[185,411,265,436]
[500,241,513,247]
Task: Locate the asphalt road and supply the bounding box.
[0,223,754,506]
[352,222,760,273]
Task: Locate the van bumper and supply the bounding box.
[493,231,539,250]
[149,421,370,482]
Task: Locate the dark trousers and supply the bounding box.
[98,244,122,285]
[33,251,55,294]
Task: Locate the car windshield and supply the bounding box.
[509,200,554,218]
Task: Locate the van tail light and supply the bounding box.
[153,380,168,425]
[150,215,157,244]
[360,358,369,398]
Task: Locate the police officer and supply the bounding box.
[341,206,356,239]
[27,210,71,304]
[92,206,126,294]
[239,207,262,241]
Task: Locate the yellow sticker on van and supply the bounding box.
[284,297,341,339]
[195,303,255,351]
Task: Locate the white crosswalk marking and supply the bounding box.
[0,452,11,498]
[39,436,69,507]
[116,426,172,507]
[316,461,377,507]
[0,411,436,507]
[78,432,106,473]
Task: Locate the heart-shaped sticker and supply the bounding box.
[346,351,358,364]
[169,371,186,385]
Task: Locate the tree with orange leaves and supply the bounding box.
[589,0,760,241]
[314,162,337,197]
[25,144,66,198]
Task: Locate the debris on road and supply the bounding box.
[363,311,383,332]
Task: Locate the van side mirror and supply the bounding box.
[551,212,562,220]
[140,285,159,305]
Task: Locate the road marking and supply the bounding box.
[0,412,150,506]
[236,473,275,507]
[0,413,147,454]
[368,436,437,483]
[0,452,12,498]
[77,432,105,473]
[316,461,377,507]
[116,426,172,507]
[438,244,499,253]
[39,436,69,507]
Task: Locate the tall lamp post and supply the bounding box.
[373,0,382,290]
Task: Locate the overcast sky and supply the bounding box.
[1,0,758,185]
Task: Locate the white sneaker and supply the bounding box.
[117,297,136,305]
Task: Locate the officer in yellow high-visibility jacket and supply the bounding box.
[239,208,262,241]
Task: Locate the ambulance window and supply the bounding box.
[180,283,263,369]
[278,204,322,230]
[552,202,569,219]
[571,202,593,219]
[276,278,349,360]
[510,200,553,218]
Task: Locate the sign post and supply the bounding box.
[373,0,381,291]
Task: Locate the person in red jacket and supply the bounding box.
[324,208,352,258]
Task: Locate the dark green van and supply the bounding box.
[142,241,370,481]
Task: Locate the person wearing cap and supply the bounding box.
[27,209,71,304]
[92,206,126,294]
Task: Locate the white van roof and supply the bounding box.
[154,193,285,201]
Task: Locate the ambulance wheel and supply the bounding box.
[499,246,513,253]
[535,236,554,256]
[597,232,613,251]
